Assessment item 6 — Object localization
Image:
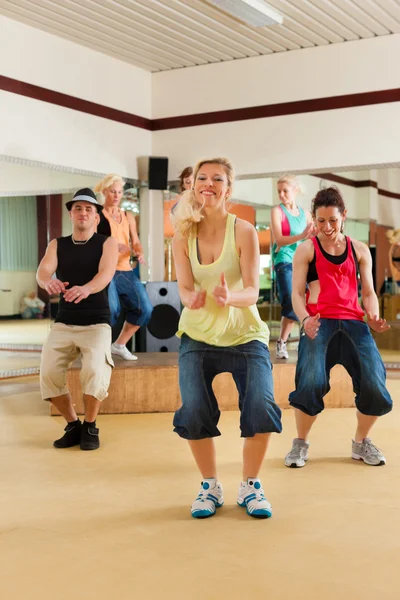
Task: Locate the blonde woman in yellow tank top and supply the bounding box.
[171,158,282,520]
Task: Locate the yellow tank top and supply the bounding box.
[102,209,131,271]
[177,213,270,347]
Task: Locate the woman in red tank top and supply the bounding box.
[284,187,392,469]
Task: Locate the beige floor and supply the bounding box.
[0,318,52,345]
[0,376,399,600]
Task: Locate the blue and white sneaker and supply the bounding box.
[237,478,272,519]
[191,480,224,519]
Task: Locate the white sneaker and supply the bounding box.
[285,438,309,468]
[111,343,138,361]
[237,478,272,519]
[352,438,386,466]
[276,339,289,359]
[191,480,224,519]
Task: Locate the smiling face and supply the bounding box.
[193,163,231,210]
[104,182,124,208]
[314,206,346,242]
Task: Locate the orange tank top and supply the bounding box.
[102,209,131,271]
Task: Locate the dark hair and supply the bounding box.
[178,166,193,192]
[312,186,346,216]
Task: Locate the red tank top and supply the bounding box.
[306,236,364,321]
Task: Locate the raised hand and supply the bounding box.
[303,313,321,339]
[212,273,230,307]
[63,285,90,304]
[367,313,391,333]
[302,222,315,240]
[45,280,69,295]
[187,289,206,310]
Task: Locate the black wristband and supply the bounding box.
[301,315,311,326]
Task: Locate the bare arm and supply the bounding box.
[291,240,314,323]
[63,237,118,303]
[126,211,145,263]
[212,220,259,308]
[172,234,206,309]
[270,206,314,248]
[352,240,388,332]
[36,239,68,294]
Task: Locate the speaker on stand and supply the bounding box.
[137,281,181,352]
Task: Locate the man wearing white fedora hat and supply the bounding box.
[37,188,118,451]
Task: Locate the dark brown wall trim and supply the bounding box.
[152,88,400,130]
[312,173,378,188]
[2,75,400,132]
[311,173,400,200]
[0,75,153,131]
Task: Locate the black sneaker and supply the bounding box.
[80,421,100,451]
[53,420,82,448]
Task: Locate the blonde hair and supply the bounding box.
[277,173,304,195]
[171,157,234,238]
[387,229,400,245]
[94,174,125,204]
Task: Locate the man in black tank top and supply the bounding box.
[37,189,118,450]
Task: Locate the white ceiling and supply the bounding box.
[1,0,400,72]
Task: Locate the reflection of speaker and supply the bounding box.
[140,282,181,351]
[148,157,168,190]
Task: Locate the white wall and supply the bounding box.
[0,161,101,195]
[1,16,151,117]
[0,16,152,177]
[0,271,37,316]
[154,101,400,180]
[152,35,400,118]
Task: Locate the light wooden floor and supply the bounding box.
[0,376,399,600]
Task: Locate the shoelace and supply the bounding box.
[196,488,219,504]
[289,443,307,459]
[363,439,383,457]
[244,486,266,505]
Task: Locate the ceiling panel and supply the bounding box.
[1,0,397,72]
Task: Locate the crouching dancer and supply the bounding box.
[37,188,118,450]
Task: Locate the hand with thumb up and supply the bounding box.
[212,273,230,307]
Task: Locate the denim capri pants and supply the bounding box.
[173,334,282,439]
[289,319,392,417]
[274,261,298,322]
[108,270,153,327]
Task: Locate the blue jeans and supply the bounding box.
[108,270,153,327]
[275,262,298,321]
[173,335,282,439]
[21,307,42,319]
[289,319,392,417]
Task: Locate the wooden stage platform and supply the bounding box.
[51,352,356,416]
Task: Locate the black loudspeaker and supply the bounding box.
[148,156,169,190]
[139,282,181,352]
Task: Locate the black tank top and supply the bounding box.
[55,234,110,326]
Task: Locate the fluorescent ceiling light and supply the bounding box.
[207,0,283,27]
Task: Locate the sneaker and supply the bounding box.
[80,421,100,451]
[352,438,386,466]
[53,420,82,448]
[237,478,272,519]
[191,480,224,519]
[285,438,309,468]
[111,343,138,361]
[276,339,289,359]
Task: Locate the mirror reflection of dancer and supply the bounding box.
[172,158,282,520]
[95,174,153,361]
[386,228,400,290]
[270,175,313,359]
[285,187,392,468]
[37,189,118,450]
